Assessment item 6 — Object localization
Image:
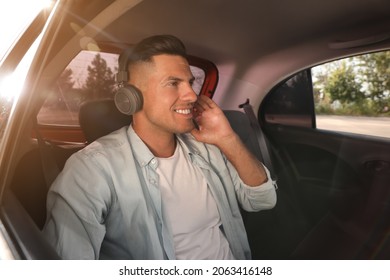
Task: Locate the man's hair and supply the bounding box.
[119,35,187,70]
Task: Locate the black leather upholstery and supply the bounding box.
[79,99,132,143]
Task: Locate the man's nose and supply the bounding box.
[181,83,198,102]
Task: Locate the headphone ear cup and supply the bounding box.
[114,85,143,115]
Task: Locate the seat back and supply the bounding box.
[79,99,132,143]
[224,110,264,162]
[11,143,83,229]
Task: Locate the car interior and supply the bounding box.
[1,0,390,259]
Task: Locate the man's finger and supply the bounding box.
[196,95,215,110]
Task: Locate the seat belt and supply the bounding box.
[239,99,276,180]
[33,119,60,190]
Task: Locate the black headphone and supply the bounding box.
[114,47,143,115]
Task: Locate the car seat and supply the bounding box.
[79,99,132,143]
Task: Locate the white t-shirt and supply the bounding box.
[156,142,235,260]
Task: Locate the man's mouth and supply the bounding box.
[174,109,192,115]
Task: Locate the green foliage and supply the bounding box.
[358,51,390,113]
[314,51,390,116]
[324,61,365,103]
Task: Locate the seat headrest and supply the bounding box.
[79,99,132,143]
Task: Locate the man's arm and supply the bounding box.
[191,95,268,187]
[43,154,108,259]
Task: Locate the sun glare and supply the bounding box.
[0,32,42,103]
[0,0,53,59]
[0,0,53,104]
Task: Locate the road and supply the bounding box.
[316,115,390,139]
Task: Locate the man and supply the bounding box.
[43,35,277,260]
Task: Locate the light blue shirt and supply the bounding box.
[43,125,277,260]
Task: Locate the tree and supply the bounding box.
[357,51,390,113]
[312,51,390,116]
[83,53,116,100]
[324,61,365,104]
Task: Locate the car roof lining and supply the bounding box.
[33,0,390,112]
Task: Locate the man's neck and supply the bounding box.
[132,122,177,158]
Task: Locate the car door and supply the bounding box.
[259,52,390,259]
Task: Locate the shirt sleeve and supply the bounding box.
[42,152,113,259]
[229,161,277,212]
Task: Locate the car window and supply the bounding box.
[0,1,52,143]
[313,51,390,138]
[262,50,390,139]
[37,50,207,126]
[37,51,118,126]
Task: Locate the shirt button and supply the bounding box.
[149,179,156,184]
[151,159,156,164]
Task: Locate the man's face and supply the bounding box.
[134,54,198,136]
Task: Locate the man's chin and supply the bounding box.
[175,122,196,134]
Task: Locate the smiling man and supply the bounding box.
[43,35,277,260]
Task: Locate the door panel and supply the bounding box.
[265,123,390,259]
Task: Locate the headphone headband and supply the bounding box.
[115,71,128,85]
[116,47,134,84]
[114,47,143,115]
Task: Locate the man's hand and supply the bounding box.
[191,95,268,187]
[190,95,236,148]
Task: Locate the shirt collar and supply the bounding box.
[127,125,155,168]
[177,134,210,169]
[127,125,206,168]
[176,133,201,157]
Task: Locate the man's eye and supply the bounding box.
[168,81,178,87]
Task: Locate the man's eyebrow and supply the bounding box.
[166,76,182,82]
[166,76,195,83]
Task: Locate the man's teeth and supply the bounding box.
[175,109,191,114]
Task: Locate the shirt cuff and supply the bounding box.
[240,163,277,191]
